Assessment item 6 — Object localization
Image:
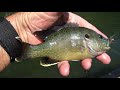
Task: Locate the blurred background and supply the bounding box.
[0,12,120,78]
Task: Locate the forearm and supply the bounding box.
[0,13,21,71]
[0,46,10,71]
[0,13,22,71]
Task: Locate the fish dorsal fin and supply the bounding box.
[64,22,80,28]
[34,22,80,41]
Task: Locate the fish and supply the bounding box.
[15,23,111,67]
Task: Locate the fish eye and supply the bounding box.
[99,35,103,39]
[85,34,90,39]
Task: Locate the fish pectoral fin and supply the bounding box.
[40,57,59,67]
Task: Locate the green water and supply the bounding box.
[0,12,120,78]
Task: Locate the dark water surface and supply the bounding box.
[0,12,120,78]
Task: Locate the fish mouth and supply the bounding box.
[87,45,100,56]
[87,44,110,56]
[104,46,110,50]
[104,40,110,50]
[85,39,110,57]
[86,41,99,56]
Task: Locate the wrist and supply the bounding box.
[0,15,24,70]
[6,12,29,43]
[6,12,46,44]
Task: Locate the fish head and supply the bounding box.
[81,28,110,57]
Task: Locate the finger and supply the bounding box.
[81,59,92,70]
[58,61,70,76]
[96,53,111,64]
[30,12,64,31]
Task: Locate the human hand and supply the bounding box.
[57,12,111,76]
[5,12,111,76]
